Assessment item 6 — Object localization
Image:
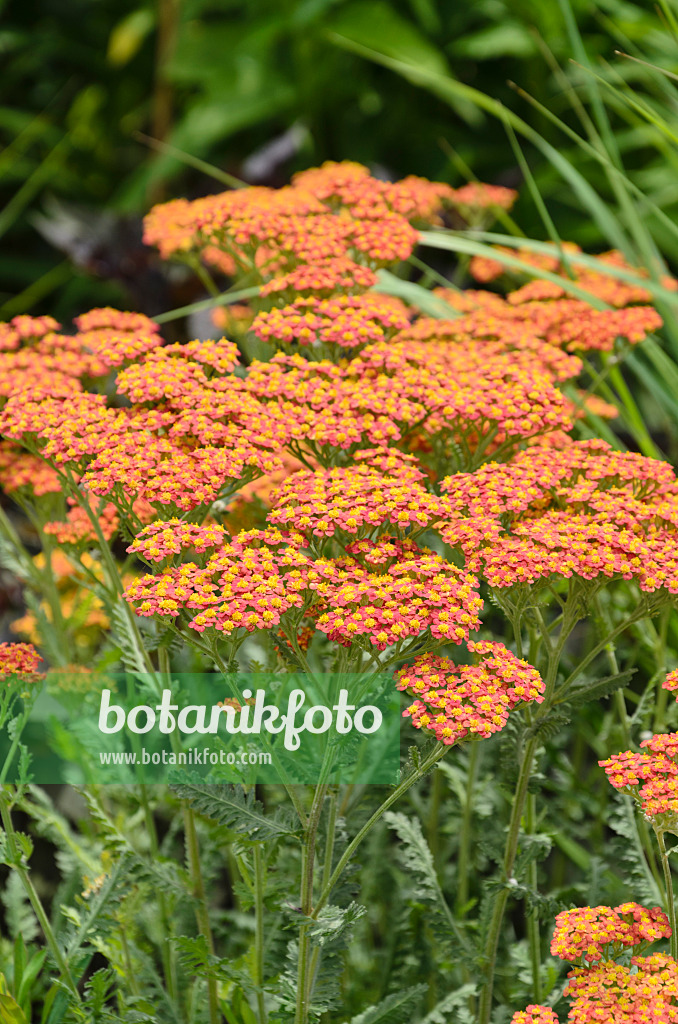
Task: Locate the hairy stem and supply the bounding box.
[253,845,268,1024]
[295,784,328,1024]
[0,794,81,1000]
[477,734,539,1024]
[456,742,480,913]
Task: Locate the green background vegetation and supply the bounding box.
[2,0,676,319]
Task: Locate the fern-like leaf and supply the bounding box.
[170,783,300,840]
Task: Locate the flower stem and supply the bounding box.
[477,734,539,1024]
[456,742,480,913]
[525,792,541,1005]
[655,828,678,960]
[294,784,328,1024]
[253,845,268,1024]
[313,743,448,919]
[0,793,81,1001]
[183,802,220,1024]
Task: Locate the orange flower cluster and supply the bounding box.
[259,257,378,300]
[439,440,678,591]
[513,906,677,1024]
[447,181,518,212]
[0,642,42,678]
[0,315,286,521]
[564,955,678,1023]
[550,904,671,964]
[0,442,61,497]
[599,732,678,824]
[515,955,678,1024]
[267,465,441,540]
[251,294,408,353]
[143,161,452,282]
[511,1008,559,1024]
[310,542,482,651]
[123,524,482,654]
[396,641,544,744]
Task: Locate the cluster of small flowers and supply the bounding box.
[143,161,452,280]
[512,905,676,1023]
[445,245,671,361]
[550,903,672,963]
[395,641,544,744]
[251,294,408,353]
[514,955,678,1024]
[0,642,42,679]
[123,522,483,653]
[267,465,442,539]
[438,439,678,593]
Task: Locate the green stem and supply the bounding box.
[554,607,649,699]
[183,803,220,1024]
[477,734,539,1024]
[139,647,181,1012]
[0,795,81,1000]
[305,789,339,1003]
[0,707,29,785]
[655,829,678,959]
[295,784,328,1024]
[456,742,480,913]
[253,846,267,1024]
[525,793,541,1005]
[313,744,447,919]
[592,598,663,891]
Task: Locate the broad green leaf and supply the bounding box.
[106,9,154,67]
[453,23,536,60]
[325,2,482,125]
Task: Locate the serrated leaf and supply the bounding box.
[309,902,367,947]
[561,668,636,708]
[419,983,477,1024]
[170,783,299,840]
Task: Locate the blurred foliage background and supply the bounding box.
[1,0,677,321]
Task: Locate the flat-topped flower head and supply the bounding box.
[511,1008,560,1024]
[312,545,482,651]
[449,182,518,213]
[397,314,583,383]
[551,904,671,964]
[0,442,61,497]
[267,465,443,540]
[128,519,228,563]
[251,294,408,353]
[563,955,678,1023]
[439,440,678,592]
[124,527,312,638]
[260,257,378,301]
[396,641,544,744]
[0,642,42,679]
[469,242,582,283]
[599,733,678,825]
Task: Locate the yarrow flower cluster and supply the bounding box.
[395,641,544,744]
[550,903,671,964]
[0,162,670,773]
[0,642,42,679]
[512,906,676,1023]
[439,439,678,592]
